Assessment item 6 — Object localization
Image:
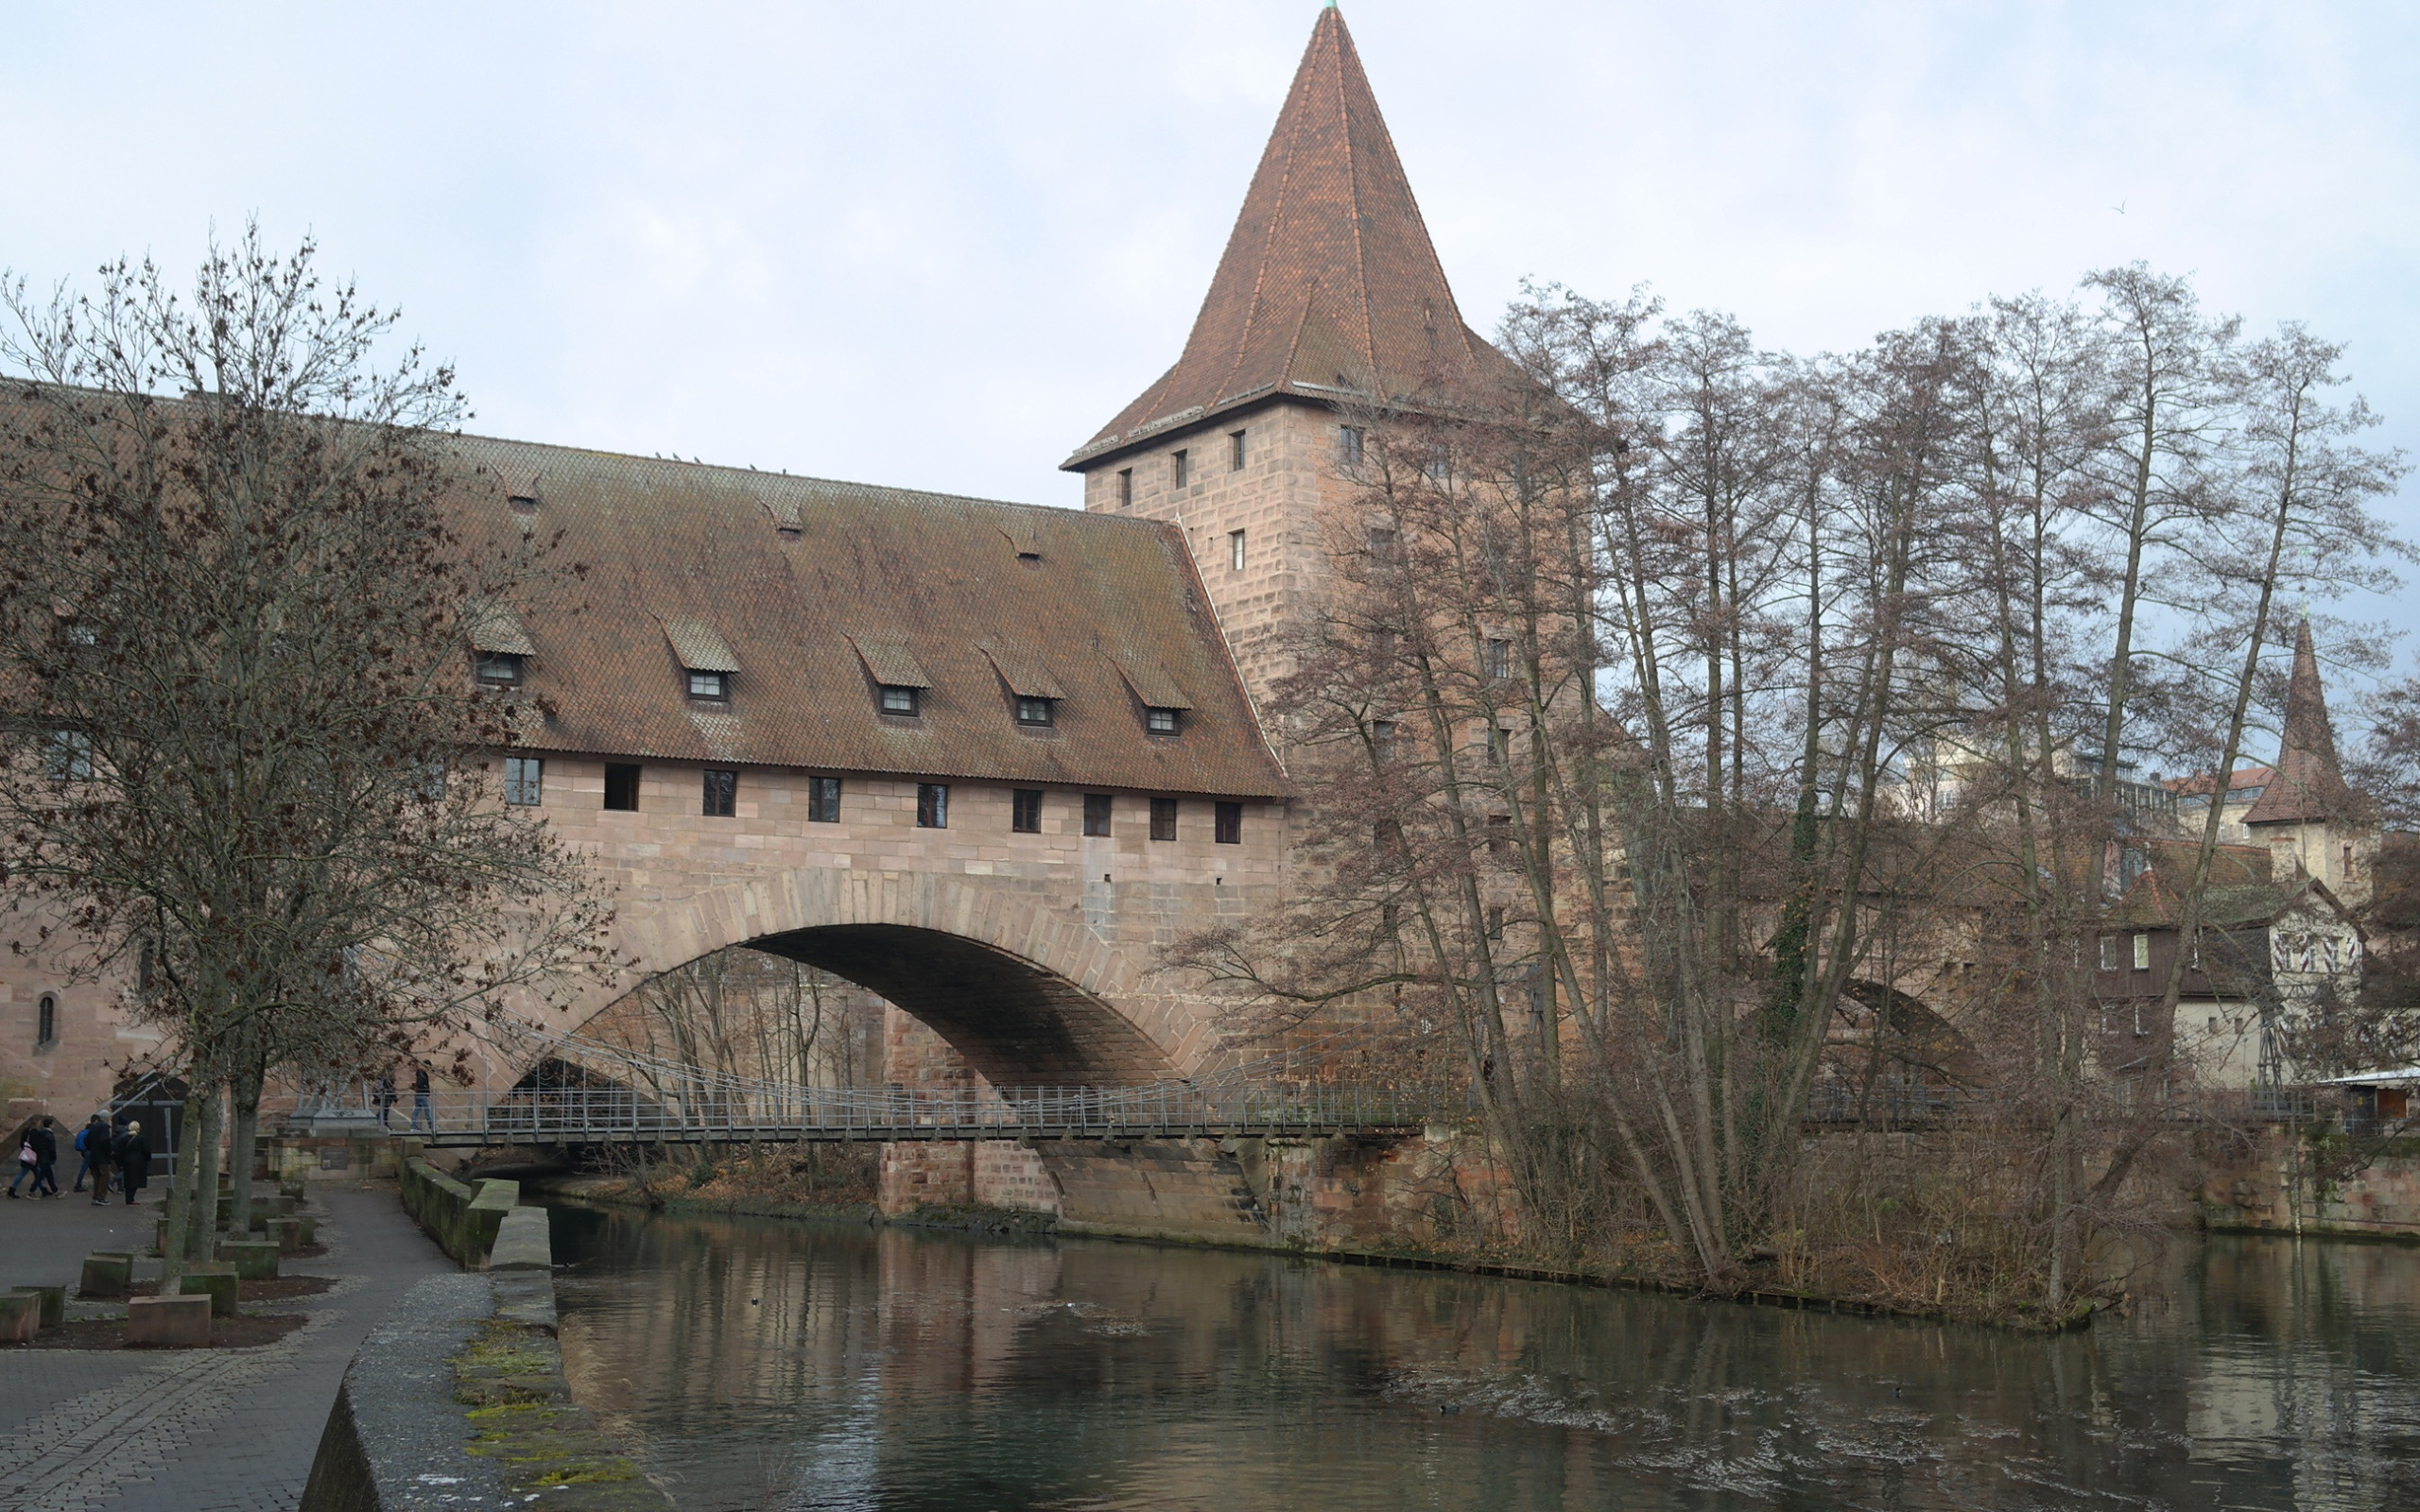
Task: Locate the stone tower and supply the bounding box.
[1063,6,1514,714]
[2243,621,2376,905]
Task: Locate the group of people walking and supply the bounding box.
[10,1111,152,1204]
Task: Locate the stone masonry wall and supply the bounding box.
[2202,1125,2420,1239]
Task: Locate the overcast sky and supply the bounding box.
[8,2,2415,632]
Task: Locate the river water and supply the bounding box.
[544,1202,2420,1510]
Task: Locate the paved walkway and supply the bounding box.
[0,1179,455,1512]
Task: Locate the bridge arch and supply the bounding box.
[534,867,1194,1087]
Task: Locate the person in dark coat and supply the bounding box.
[78,1112,112,1202]
[409,1063,436,1133]
[9,1117,60,1197]
[113,1120,151,1205]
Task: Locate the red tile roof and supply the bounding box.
[1066,7,1521,468]
[447,434,1289,799]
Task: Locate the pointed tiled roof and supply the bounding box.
[2244,621,2358,826]
[1065,7,1515,467]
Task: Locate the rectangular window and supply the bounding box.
[1488,726,1511,764]
[1215,800,1242,845]
[1012,789,1043,833]
[2098,935,2120,971]
[917,783,949,829]
[476,652,525,687]
[37,993,56,1047]
[1116,468,1133,508]
[1228,528,1246,572]
[808,776,841,822]
[1486,905,1505,940]
[1083,793,1114,837]
[1340,425,1364,466]
[604,763,642,812]
[1229,429,1247,471]
[1172,449,1189,488]
[1366,526,1397,562]
[879,685,920,716]
[1484,638,1512,680]
[504,756,544,807]
[1373,719,1396,763]
[1016,696,1054,727]
[1488,814,1512,855]
[1146,707,1181,735]
[1150,798,1178,841]
[44,730,93,782]
[2133,933,2152,971]
[687,669,728,700]
[703,768,737,817]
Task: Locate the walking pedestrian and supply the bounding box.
[408,1063,437,1133]
[113,1120,151,1206]
[70,1112,107,1193]
[8,1117,60,1197]
[80,1113,113,1205]
[374,1074,397,1129]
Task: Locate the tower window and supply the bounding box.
[879,685,920,716]
[1116,468,1133,508]
[702,768,737,817]
[1172,449,1190,489]
[1083,793,1114,837]
[1215,801,1243,845]
[1013,789,1044,833]
[1484,638,1512,680]
[2133,934,2151,971]
[1229,529,1246,572]
[1340,425,1364,466]
[687,669,728,700]
[1145,707,1181,736]
[37,993,56,1048]
[476,652,526,687]
[604,763,642,812]
[808,777,841,823]
[504,756,544,807]
[1150,798,1179,841]
[1367,527,1397,562]
[1488,815,1512,855]
[2099,935,2119,971]
[1016,696,1055,728]
[918,783,950,829]
[1373,720,1396,762]
[1229,430,1247,471]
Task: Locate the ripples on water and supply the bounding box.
[543,1203,2420,1511]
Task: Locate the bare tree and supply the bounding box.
[0,226,614,1279]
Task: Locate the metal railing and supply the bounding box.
[297,1079,1427,1148]
[1803,1083,1971,1125]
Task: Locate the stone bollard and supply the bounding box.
[279,1176,307,1203]
[293,1213,318,1249]
[266,1215,303,1254]
[218,1239,280,1281]
[180,1264,241,1317]
[79,1251,134,1299]
[9,1284,65,1329]
[127,1294,212,1348]
[0,1292,40,1343]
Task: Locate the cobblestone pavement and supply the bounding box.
[0,1181,455,1512]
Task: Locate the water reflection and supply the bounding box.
[544,1203,2420,1510]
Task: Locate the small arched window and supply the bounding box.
[37,993,57,1048]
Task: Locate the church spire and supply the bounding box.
[1066,7,1505,466]
[2243,620,2356,827]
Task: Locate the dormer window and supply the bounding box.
[1146,707,1181,736]
[1016,696,1055,728]
[476,652,526,687]
[664,618,740,706]
[880,684,920,716]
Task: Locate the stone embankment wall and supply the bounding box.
[302,1194,667,1511]
[875,1127,1521,1255]
[2200,1125,2420,1240]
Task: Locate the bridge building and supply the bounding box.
[1,7,1496,1153]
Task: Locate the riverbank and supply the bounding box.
[526,1166,2106,1331]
